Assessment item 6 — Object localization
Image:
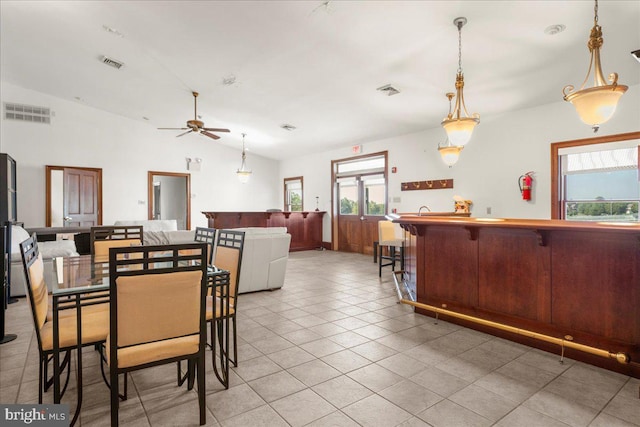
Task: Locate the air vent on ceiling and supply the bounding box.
[101,55,124,69]
[632,49,640,64]
[281,124,297,131]
[4,102,51,124]
[377,84,400,96]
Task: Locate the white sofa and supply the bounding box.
[230,227,291,294]
[9,225,79,296]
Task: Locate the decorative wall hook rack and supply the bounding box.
[401,179,453,191]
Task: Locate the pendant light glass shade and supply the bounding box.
[236,133,252,183]
[441,17,479,147]
[438,139,463,167]
[563,0,627,132]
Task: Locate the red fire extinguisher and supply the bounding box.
[518,172,534,201]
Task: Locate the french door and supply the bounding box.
[332,152,387,255]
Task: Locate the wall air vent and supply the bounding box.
[280,124,297,131]
[4,102,51,124]
[101,55,124,69]
[377,84,400,96]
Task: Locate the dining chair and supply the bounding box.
[107,242,208,427]
[90,225,143,263]
[377,220,404,277]
[194,226,216,265]
[20,234,109,425]
[207,229,244,388]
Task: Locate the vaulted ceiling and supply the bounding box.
[1,1,638,159]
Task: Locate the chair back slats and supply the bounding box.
[214,230,245,300]
[194,227,216,265]
[20,235,48,332]
[90,226,143,261]
[115,270,202,348]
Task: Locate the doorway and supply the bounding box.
[331,152,387,254]
[147,171,191,230]
[46,166,102,227]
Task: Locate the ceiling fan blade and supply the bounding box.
[201,128,230,133]
[201,131,220,140]
[158,127,189,130]
[176,129,194,138]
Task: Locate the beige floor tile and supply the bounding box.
[231,355,281,382]
[281,328,323,345]
[523,390,599,427]
[474,371,539,404]
[602,394,640,426]
[589,412,639,427]
[417,399,492,427]
[342,394,412,427]
[311,375,373,409]
[493,406,570,427]
[543,374,619,410]
[205,383,265,421]
[351,341,396,362]
[300,338,345,358]
[219,404,288,427]
[409,366,470,398]
[287,359,341,387]
[328,331,370,348]
[270,389,336,427]
[321,349,371,373]
[247,370,306,402]
[449,384,519,422]
[347,364,404,392]
[248,335,294,355]
[266,345,315,369]
[305,410,361,427]
[379,379,443,414]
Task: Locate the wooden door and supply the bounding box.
[63,168,99,227]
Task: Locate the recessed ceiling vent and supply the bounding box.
[101,55,124,69]
[4,102,51,124]
[377,84,400,96]
[281,124,297,131]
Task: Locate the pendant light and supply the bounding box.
[441,17,480,147]
[438,94,463,167]
[236,133,252,183]
[563,0,627,133]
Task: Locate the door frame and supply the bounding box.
[45,165,103,227]
[147,171,191,230]
[331,151,388,252]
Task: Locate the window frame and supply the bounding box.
[550,131,640,219]
[284,176,304,212]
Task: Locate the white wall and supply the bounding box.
[0,82,280,228]
[279,85,640,242]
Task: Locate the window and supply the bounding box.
[334,154,387,216]
[552,133,640,222]
[284,176,303,212]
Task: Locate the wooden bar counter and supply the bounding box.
[393,215,640,377]
[202,211,325,252]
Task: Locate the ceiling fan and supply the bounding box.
[158,91,230,140]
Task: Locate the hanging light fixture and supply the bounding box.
[441,17,480,147]
[438,93,463,167]
[438,138,463,167]
[563,0,627,133]
[236,133,252,183]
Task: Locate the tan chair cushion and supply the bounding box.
[205,296,235,321]
[115,271,202,348]
[39,309,109,351]
[106,335,199,369]
[214,247,240,298]
[27,254,48,329]
[93,239,142,263]
[46,301,109,322]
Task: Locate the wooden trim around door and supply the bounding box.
[46,165,103,227]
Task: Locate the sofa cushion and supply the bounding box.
[39,240,79,259]
[10,225,30,258]
[231,227,287,236]
[143,230,195,246]
[114,220,178,232]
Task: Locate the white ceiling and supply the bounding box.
[1,1,639,160]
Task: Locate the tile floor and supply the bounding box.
[1,250,639,426]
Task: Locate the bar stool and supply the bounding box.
[377,220,404,277]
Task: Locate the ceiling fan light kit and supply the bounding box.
[562,0,627,132]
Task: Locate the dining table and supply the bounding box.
[49,253,230,425]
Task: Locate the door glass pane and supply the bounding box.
[338,179,358,215]
[363,176,385,215]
